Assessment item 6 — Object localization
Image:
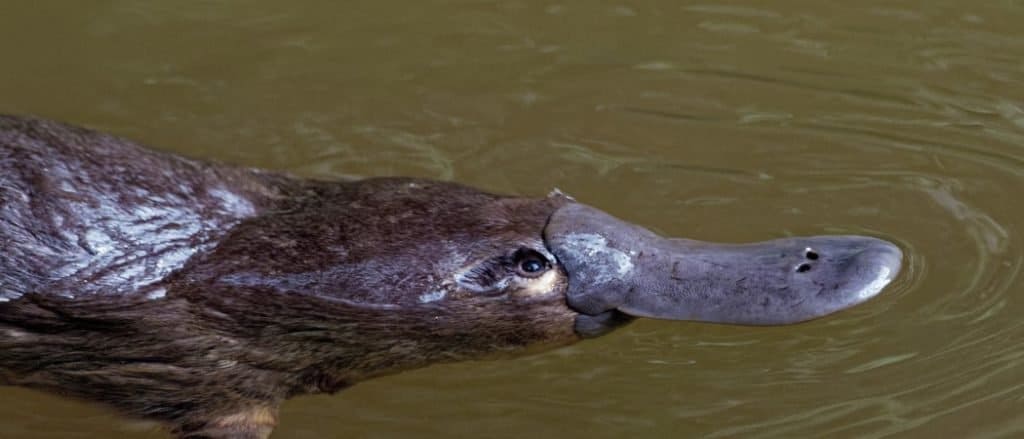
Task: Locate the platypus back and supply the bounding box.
[0,115,282,300]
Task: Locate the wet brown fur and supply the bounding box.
[0,115,578,438]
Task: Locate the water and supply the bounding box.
[2,1,1023,437]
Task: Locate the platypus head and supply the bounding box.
[188,177,901,376]
[544,201,902,338]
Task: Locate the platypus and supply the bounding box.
[0,115,902,438]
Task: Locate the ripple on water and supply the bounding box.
[632,45,1024,439]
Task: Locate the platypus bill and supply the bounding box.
[0,115,902,438]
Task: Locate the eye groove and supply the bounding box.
[514,249,551,278]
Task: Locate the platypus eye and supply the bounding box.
[521,259,544,273]
[514,249,550,278]
[455,249,554,294]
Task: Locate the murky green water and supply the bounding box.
[2,1,1023,437]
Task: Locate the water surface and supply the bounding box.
[1,1,1023,437]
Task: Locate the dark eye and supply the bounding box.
[521,259,544,273]
[515,250,550,277]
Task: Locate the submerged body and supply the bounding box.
[0,115,901,438]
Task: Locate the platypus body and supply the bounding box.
[0,115,902,438]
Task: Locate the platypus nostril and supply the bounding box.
[796,263,812,273]
[805,249,819,260]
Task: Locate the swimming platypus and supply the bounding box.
[0,115,902,438]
